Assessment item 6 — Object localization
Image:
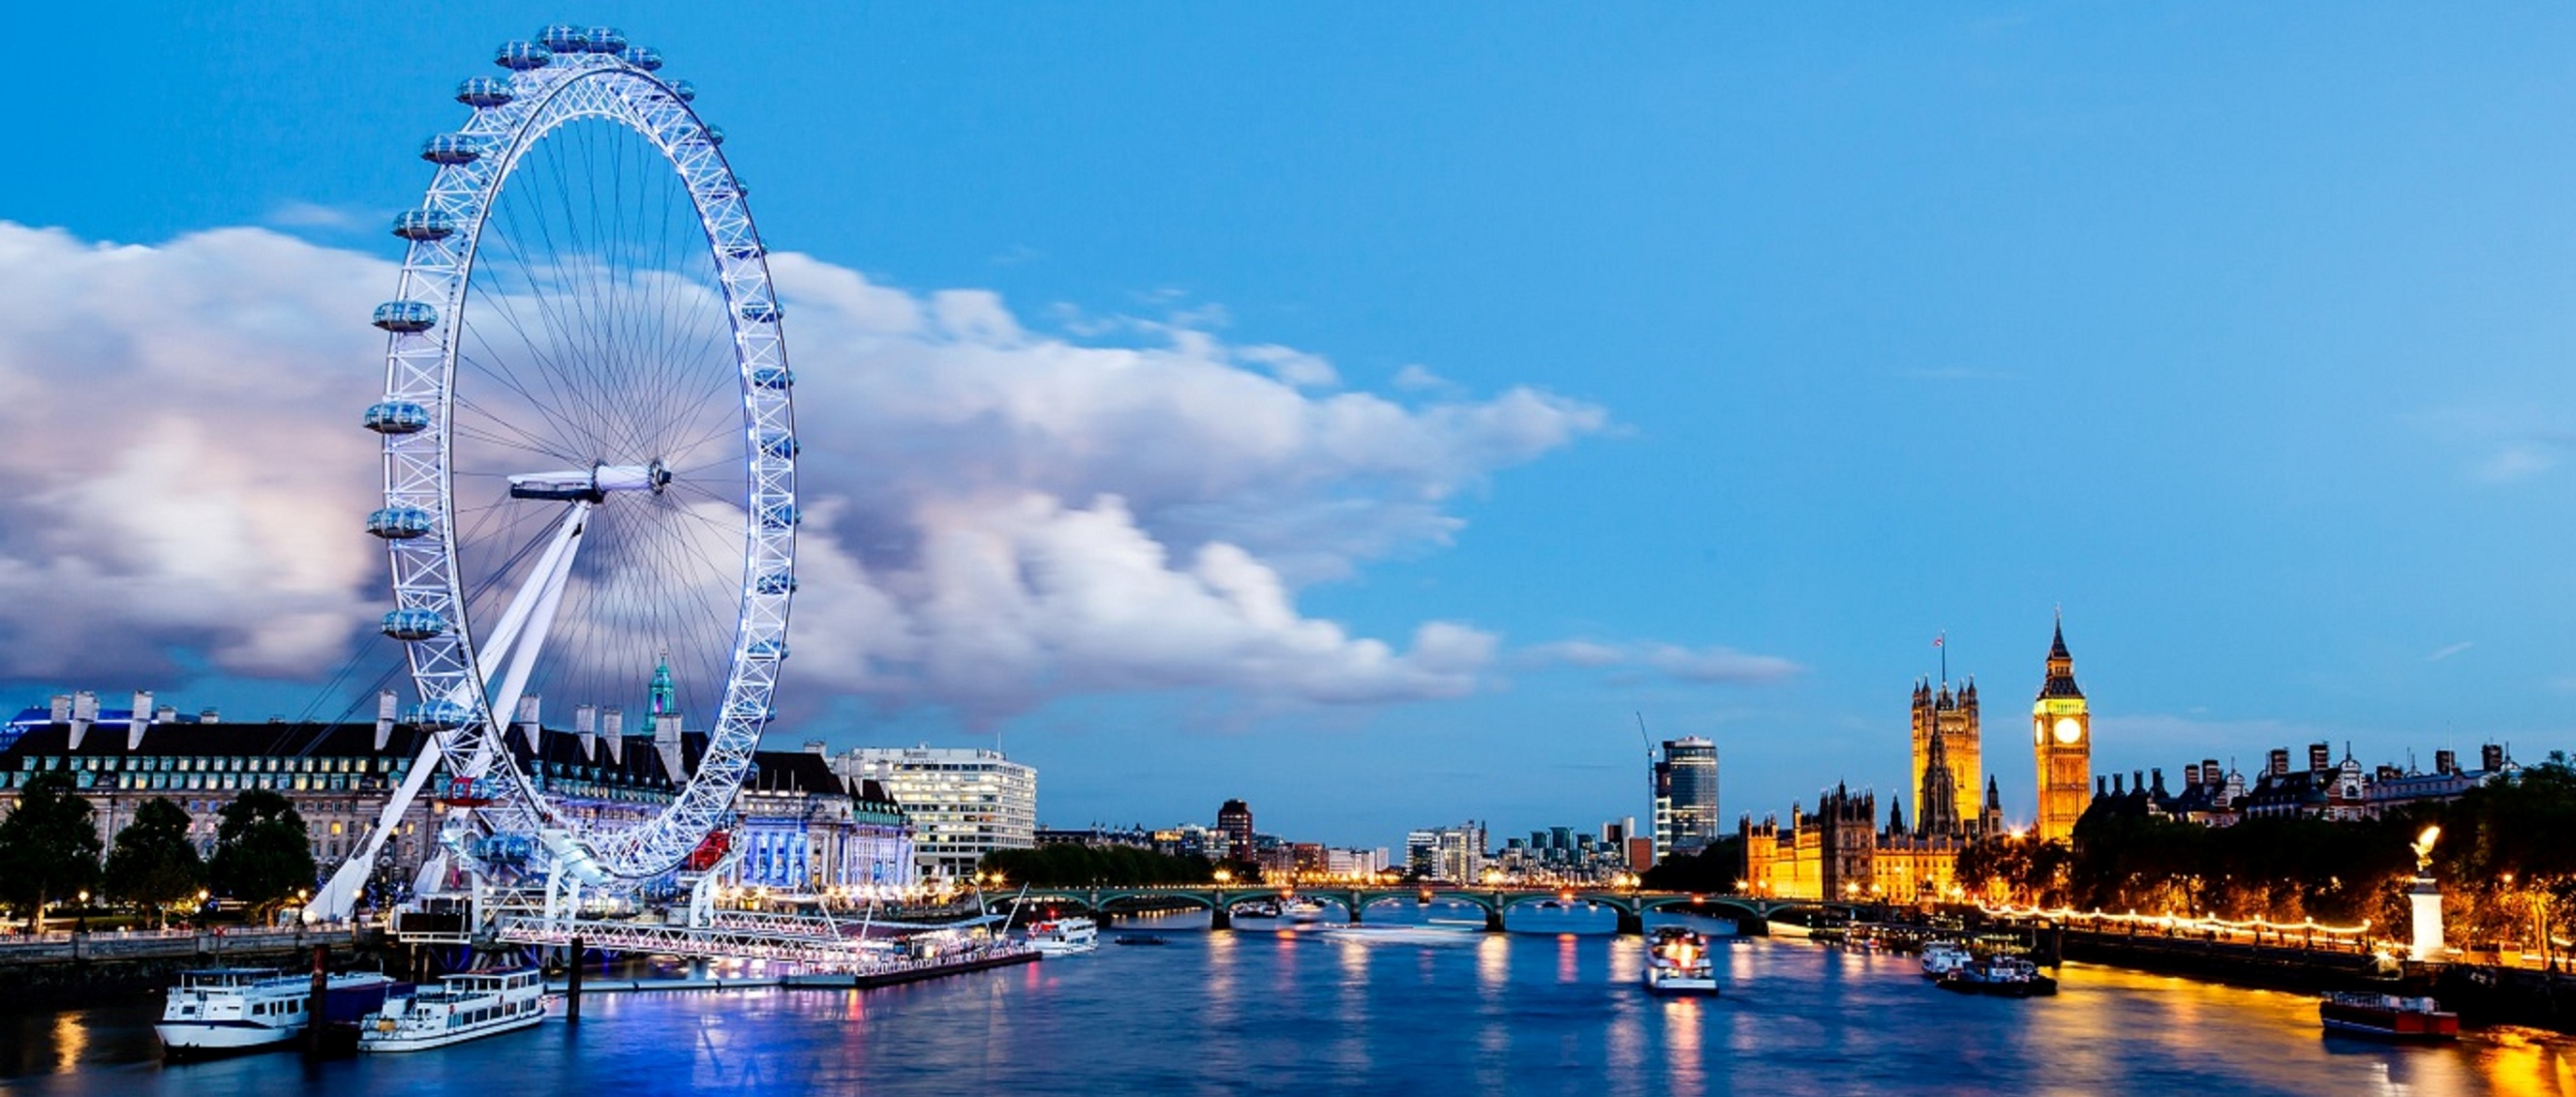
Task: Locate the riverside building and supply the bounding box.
[832,746,1036,881]
[0,691,917,901]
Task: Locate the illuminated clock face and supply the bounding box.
[2052,717,2083,745]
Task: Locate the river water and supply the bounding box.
[7,907,2571,1095]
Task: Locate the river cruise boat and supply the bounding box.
[357,967,546,1052]
[1919,941,1974,980]
[1644,928,1720,996]
[1280,899,1330,924]
[1936,956,2058,998]
[2318,992,2459,1041]
[1027,917,1099,956]
[157,968,404,1058]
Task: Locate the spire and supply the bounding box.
[650,649,676,717]
[2038,613,2083,700]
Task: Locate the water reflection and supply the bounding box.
[12,928,2576,1095]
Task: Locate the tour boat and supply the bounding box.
[1643,928,1720,996]
[1919,941,1975,980]
[1935,956,2058,998]
[1280,899,1330,924]
[157,967,405,1058]
[356,967,547,1052]
[1112,934,1169,946]
[2318,992,2459,1041]
[1027,916,1099,956]
[1320,924,1480,944]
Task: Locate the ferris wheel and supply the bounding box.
[313,25,793,920]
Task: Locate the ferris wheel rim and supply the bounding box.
[370,37,795,883]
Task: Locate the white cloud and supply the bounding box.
[0,222,1604,722]
[2479,442,2556,482]
[1516,639,1802,686]
[2427,641,2474,662]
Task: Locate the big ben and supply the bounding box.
[2031,616,2091,842]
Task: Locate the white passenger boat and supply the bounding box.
[1919,941,1974,980]
[1280,899,1330,924]
[1027,917,1099,956]
[157,967,403,1058]
[1319,924,1480,945]
[1644,928,1720,996]
[357,967,547,1052]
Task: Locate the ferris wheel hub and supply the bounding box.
[507,460,672,502]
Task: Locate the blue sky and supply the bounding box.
[10,4,2576,847]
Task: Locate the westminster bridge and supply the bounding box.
[1002,885,1838,934]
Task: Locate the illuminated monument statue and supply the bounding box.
[2408,825,2444,961]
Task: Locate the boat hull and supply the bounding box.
[1645,973,1720,996]
[2319,998,2459,1042]
[156,1021,299,1057]
[358,1011,545,1052]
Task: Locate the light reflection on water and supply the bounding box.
[5,907,2570,1095]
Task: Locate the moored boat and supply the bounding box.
[357,967,546,1052]
[1919,941,1974,980]
[1643,928,1720,996]
[2318,992,2458,1041]
[1936,956,2058,998]
[1027,916,1099,956]
[157,968,404,1059]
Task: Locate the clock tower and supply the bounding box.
[2031,616,2091,843]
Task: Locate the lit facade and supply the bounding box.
[832,746,1036,881]
[1910,679,1980,834]
[724,747,916,896]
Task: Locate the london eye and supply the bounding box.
[314,24,794,920]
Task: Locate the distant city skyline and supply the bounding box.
[10,5,2576,845]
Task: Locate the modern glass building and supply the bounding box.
[1652,736,1721,861]
[832,746,1036,881]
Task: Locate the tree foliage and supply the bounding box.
[105,798,204,927]
[0,772,103,930]
[980,844,1218,887]
[207,790,315,915]
[1956,836,2074,908]
[1641,836,1743,893]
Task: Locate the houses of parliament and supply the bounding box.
[1740,619,2094,902]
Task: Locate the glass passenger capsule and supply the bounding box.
[669,79,697,103]
[363,401,431,434]
[759,433,798,459]
[723,240,764,259]
[748,639,788,661]
[372,301,439,333]
[759,501,799,531]
[539,25,587,52]
[420,134,481,165]
[381,609,448,641]
[621,46,662,71]
[703,125,725,146]
[406,700,471,727]
[494,41,552,71]
[754,571,798,595]
[456,76,515,107]
[737,301,780,324]
[750,365,793,390]
[390,210,454,241]
[583,26,627,53]
[366,506,435,540]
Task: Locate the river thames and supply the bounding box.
[7,911,2570,1095]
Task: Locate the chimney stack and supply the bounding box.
[374,690,397,750]
[2307,743,2331,773]
[654,714,684,783]
[2112,774,2125,795]
[2482,744,2506,773]
[2435,749,2458,777]
[47,694,70,721]
[67,690,98,749]
[2268,748,2290,777]
[126,690,153,750]
[2185,763,2202,787]
[517,694,542,753]
[2202,759,2221,787]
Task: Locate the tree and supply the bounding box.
[207,790,315,918]
[105,798,204,928]
[1641,837,1745,893]
[0,772,103,933]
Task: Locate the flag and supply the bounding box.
[1932,634,1944,648]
